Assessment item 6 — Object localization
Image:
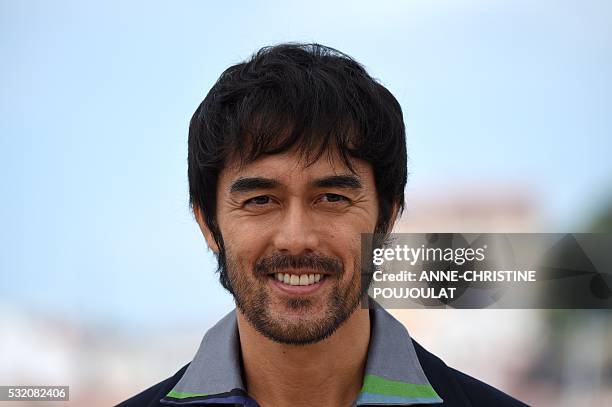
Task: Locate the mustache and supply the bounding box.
[253,253,343,276]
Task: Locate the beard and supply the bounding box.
[220,248,368,345]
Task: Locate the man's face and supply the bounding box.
[200,149,380,345]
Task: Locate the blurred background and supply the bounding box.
[1,0,611,405]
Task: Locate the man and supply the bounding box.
[119,43,527,407]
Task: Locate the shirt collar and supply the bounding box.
[161,302,442,406]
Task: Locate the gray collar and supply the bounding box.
[162,302,442,406]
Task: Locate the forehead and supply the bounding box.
[219,148,374,186]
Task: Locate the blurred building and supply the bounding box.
[391,183,612,406]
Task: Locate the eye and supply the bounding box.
[244,195,271,206]
[319,193,350,204]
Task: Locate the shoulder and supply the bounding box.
[115,364,189,407]
[412,339,529,407]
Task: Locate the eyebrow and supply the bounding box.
[312,175,362,189]
[229,177,281,194]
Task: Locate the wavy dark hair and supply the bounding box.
[188,43,407,292]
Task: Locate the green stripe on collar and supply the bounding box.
[360,374,440,399]
[166,390,208,399]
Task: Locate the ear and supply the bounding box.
[194,206,220,254]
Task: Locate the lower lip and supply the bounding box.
[269,276,328,295]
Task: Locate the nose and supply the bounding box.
[272,199,320,255]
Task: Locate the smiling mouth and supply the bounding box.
[271,272,327,286]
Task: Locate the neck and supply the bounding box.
[237,306,370,407]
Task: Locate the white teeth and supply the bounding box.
[275,273,324,286]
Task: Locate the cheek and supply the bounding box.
[225,240,261,267]
[222,225,271,268]
[328,234,363,275]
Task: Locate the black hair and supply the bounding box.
[188,43,407,292]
